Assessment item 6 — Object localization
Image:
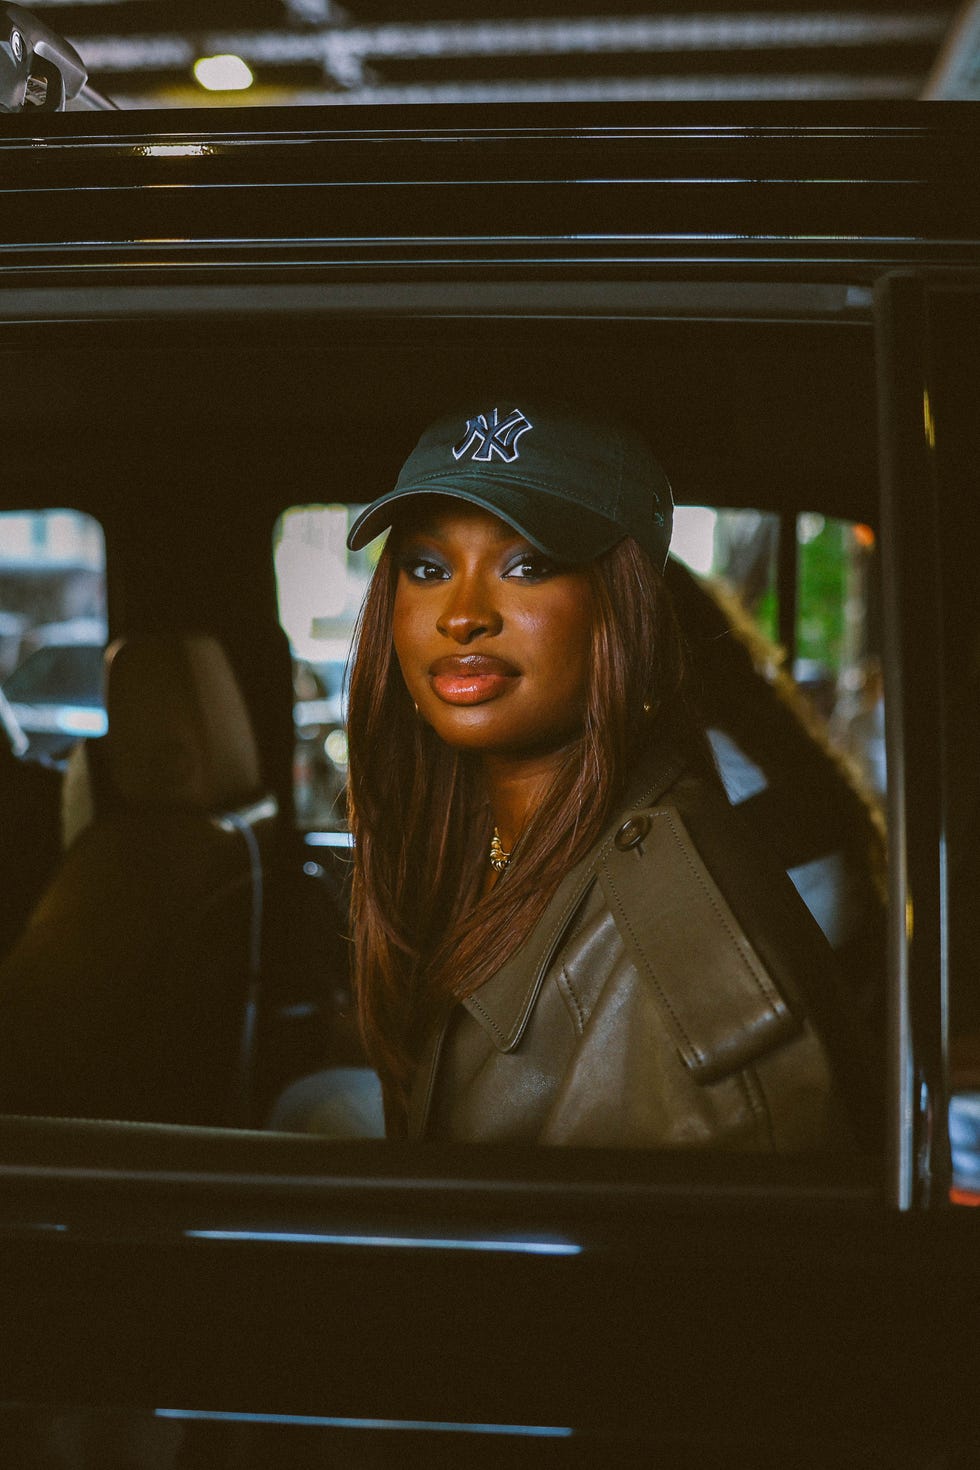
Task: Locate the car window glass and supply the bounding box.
[3,642,105,705]
[273,504,375,833]
[0,511,107,762]
[672,506,883,800]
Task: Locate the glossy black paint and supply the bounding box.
[0,103,978,1463]
[0,1121,977,1464]
[0,104,979,279]
[876,272,951,1210]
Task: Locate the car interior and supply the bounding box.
[0,306,889,1140]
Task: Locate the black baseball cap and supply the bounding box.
[346,400,673,569]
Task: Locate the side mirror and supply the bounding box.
[1,4,111,112]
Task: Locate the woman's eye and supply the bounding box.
[504,554,555,581]
[401,556,448,582]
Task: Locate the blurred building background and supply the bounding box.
[21,0,980,109]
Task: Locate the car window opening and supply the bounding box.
[0,322,887,1176]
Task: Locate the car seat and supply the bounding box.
[0,632,277,1125]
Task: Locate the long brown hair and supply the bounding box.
[347,532,705,1127]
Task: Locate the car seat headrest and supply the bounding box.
[105,633,263,809]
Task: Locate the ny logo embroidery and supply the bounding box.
[452,408,532,463]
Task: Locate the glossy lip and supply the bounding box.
[428,653,520,706]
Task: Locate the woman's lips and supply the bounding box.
[428,654,520,706]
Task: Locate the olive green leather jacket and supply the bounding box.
[408,748,862,1150]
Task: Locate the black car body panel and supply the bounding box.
[0,1121,977,1465]
[0,104,979,280]
[0,102,979,1465]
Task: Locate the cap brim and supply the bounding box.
[347,481,626,565]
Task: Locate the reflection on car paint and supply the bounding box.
[157,1409,575,1437]
[185,1228,582,1254]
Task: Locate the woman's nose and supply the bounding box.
[436,576,503,643]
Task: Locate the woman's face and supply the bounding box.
[391,498,593,760]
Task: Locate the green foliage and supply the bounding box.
[797,517,848,674]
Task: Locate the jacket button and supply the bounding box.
[614,814,651,851]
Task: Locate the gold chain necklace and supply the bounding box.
[489,827,511,874]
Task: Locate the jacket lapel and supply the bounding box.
[407,745,688,1138]
[460,746,689,1053]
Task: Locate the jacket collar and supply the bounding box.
[460,744,688,1054]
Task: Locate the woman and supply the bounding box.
[345,400,866,1148]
